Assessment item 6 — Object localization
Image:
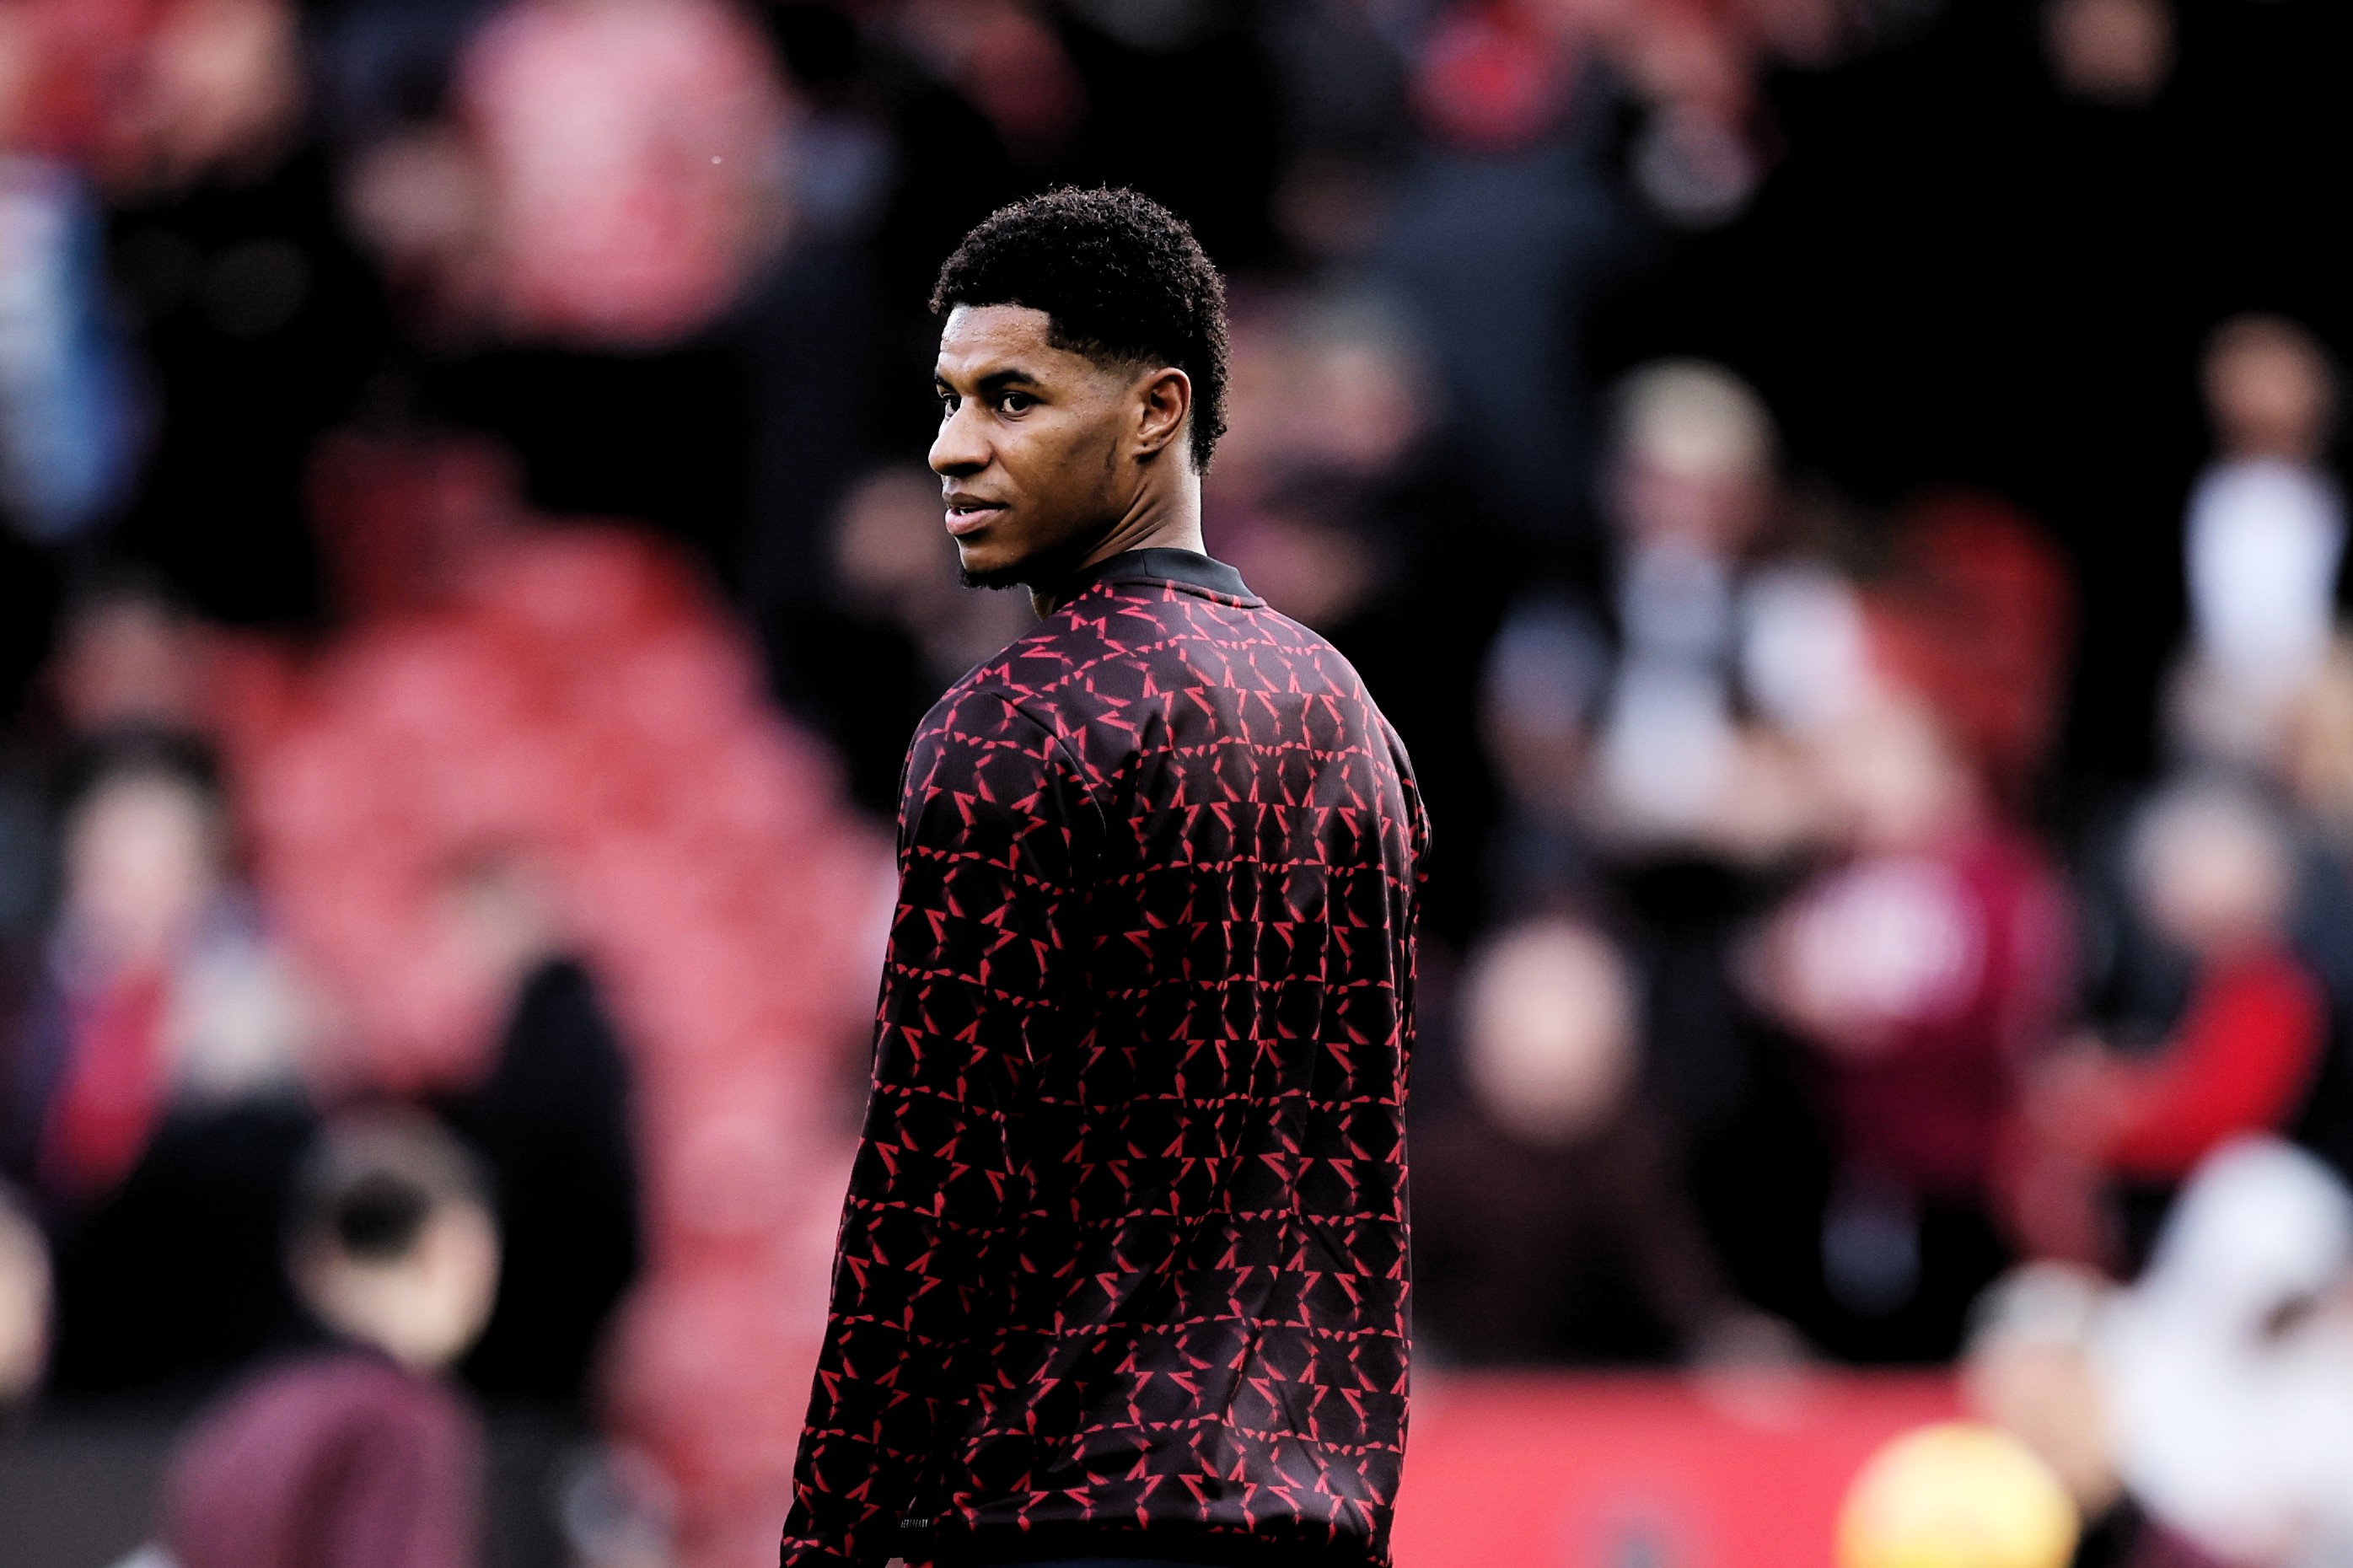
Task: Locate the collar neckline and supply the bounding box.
[1059,547,1259,604]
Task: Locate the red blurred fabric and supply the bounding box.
[1411,3,1580,152]
[2,0,161,158]
[1874,495,2075,803]
[39,966,171,1199]
[1815,826,2071,1199]
[2101,949,2328,1180]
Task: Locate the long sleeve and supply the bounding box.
[2100,949,2327,1181]
[780,689,1093,1567]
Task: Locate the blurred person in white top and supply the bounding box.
[2173,315,2344,765]
[2100,1137,2353,1566]
[1587,359,1867,859]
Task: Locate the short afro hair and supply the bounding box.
[932,187,1230,472]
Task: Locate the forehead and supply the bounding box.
[936,304,1113,384]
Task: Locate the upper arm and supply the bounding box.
[883,690,1097,1076]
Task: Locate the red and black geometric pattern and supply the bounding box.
[780,550,1429,1568]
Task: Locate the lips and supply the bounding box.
[943,495,1005,537]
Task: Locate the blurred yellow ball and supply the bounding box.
[1837,1421,2081,1568]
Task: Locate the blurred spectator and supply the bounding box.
[2100,1138,2353,1565]
[94,0,397,624]
[736,2,1023,635]
[1838,1420,2079,1568]
[84,0,306,196]
[1478,593,1610,917]
[1207,288,1434,508]
[1587,359,1854,860]
[1963,1264,2223,1568]
[1212,470,1390,642]
[341,0,792,347]
[2170,314,2343,767]
[1564,361,1869,1347]
[152,1111,496,1568]
[1,576,214,1045]
[333,0,798,599]
[454,0,791,346]
[1373,61,1630,546]
[46,577,211,738]
[2023,780,2328,1267]
[1754,690,2071,1359]
[423,847,641,1410]
[1412,917,1762,1363]
[771,464,1030,818]
[2043,0,2173,108]
[3,729,320,1393]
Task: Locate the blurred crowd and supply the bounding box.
[3,1,2353,1566]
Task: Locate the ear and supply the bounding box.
[1132,368,1192,463]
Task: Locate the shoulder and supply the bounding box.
[1047,580,1385,701]
[221,1351,467,1427]
[174,1353,469,1484]
[910,663,1065,764]
[900,662,1098,831]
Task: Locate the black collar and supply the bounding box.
[1059,547,1258,603]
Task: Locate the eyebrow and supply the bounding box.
[935,366,1047,394]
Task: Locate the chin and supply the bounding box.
[954,537,1058,591]
[954,538,1027,589]
[954,526,1094,593]
[959,557,1032,591]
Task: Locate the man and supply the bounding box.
[779,189,1428,1568]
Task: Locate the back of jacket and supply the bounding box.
[780,550,1427,1568]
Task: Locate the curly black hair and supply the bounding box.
[932,188,1230,472]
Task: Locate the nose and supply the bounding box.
[930,398,988,478]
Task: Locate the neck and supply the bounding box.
[1030,468,1205,616]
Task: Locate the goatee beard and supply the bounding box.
[958,534,1096,595]
[959,561,1031,591]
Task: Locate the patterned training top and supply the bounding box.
[779,548,1428,1568]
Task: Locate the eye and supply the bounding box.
[997,391,1036,414]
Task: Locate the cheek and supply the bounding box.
[1007,420,1114,506]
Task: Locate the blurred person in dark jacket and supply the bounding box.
[92,0,395,624]
[3,729,321,1393]
[769,464,1032,819]
[1475,593,1610,919]
[148,1111,497,1568]
[407,846,641,1412]
[1414,916,1767,1364]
